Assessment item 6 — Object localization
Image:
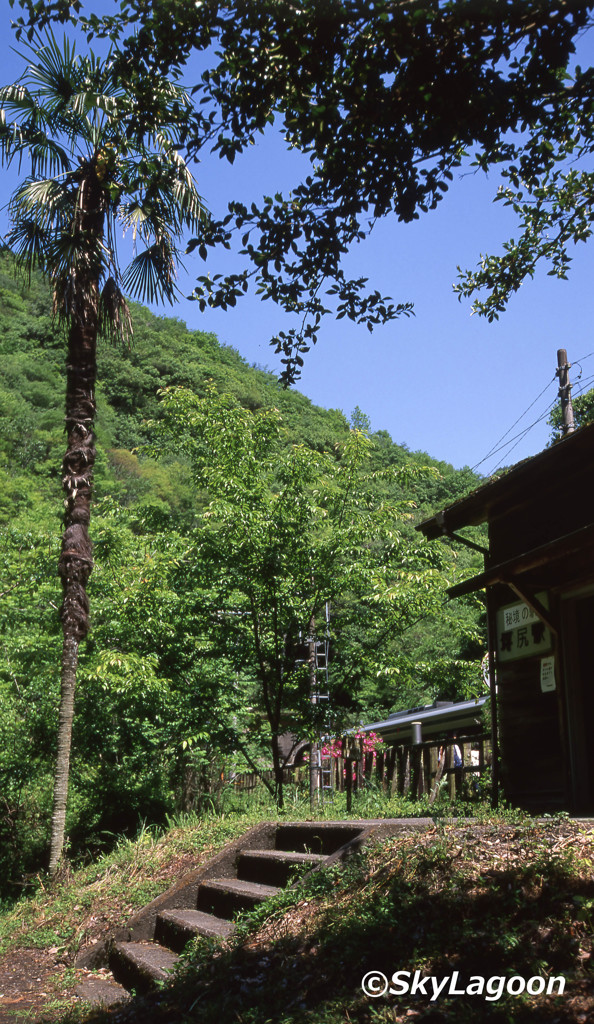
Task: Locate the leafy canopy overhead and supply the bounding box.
[11,1,594,381]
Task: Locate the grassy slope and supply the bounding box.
[0,790,434,957]
[4,811,591,1024]
[0,250,481,520]
[0,814,256,959]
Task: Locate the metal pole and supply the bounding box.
[410,721,423,797]
[308,617,319,810]
[486,599,499,808]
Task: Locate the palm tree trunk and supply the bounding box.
[48,636,79,876]
[48,172,101,877]
[48,306,98,875]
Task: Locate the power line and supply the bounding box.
[471,374,557,473]
[490,401,559,473]
[562,351,594,394]
[571,370,594,398]
[569,350,594,365]
[487,396,560,474]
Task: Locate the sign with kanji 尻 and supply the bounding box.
[496,595,552,662]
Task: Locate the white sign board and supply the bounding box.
[540,656,556,692]
[496,595,552,662]
[502,602,539,630]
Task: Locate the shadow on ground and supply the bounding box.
[69,826,594,1024]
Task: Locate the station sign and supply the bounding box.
[496,595,552,662]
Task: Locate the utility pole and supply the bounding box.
[556,349,575,436]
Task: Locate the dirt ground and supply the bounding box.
[2,819,594,1023]
[0,949,73,1023]
[0,842,211,1022]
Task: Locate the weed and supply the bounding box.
[7,815,591,1024]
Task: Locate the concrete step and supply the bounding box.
[197,877,280,919]
[155,908,235,951]
[93,820,380,1003]
[237,848,325,886]
[75,975,130,1009]
[275,822,364,855]
[109,941,179,994]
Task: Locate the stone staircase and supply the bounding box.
[75,818,431,1006]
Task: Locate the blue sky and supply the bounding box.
[1,5,593,475]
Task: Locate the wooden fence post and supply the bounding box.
[387,746,397,793]
[423,745,431,795]
[346,758,353,812]
[447,745,455,800]
[402,747,410,795]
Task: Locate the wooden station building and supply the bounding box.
[417,421,594,814]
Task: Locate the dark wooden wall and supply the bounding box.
[497,656,566,810]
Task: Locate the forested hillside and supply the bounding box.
[0,251,485,893]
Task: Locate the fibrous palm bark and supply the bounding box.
[1,34,206,876]
[49,171,101,875]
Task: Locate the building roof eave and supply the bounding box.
[416,422,594,541]
[448,521,594,611]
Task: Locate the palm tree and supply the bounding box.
[0,33,206,876]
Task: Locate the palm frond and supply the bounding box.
[17,31,83,109]
[122,240,178,305]
[28,136,76,177]
[167,173,208,233]
[119,154,207,239]
[69,90,121,121]
[0,82,74,175]
[99,276,133,346]
[4,217,52,280]
[153,154,207,235]
[47,229,110,304]
[10,34,101,149]
[0,126,71,177]
[0,84,45,124]
[118,188,177,244]
[48,234,111,325]
[118,198,152,242]
[8,176,75,231]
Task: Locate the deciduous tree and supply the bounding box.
[148,384,448,806]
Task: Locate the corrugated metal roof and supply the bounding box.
[361,696,489,743]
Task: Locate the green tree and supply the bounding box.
[0,253,485,888]
[0,509,61,891]
[0,34,205,875]
[349,406,371,436]
[148,385,448,807]
[12,1,594,379]
[549,384,594,441]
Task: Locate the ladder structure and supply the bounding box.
[309,603,333,805]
